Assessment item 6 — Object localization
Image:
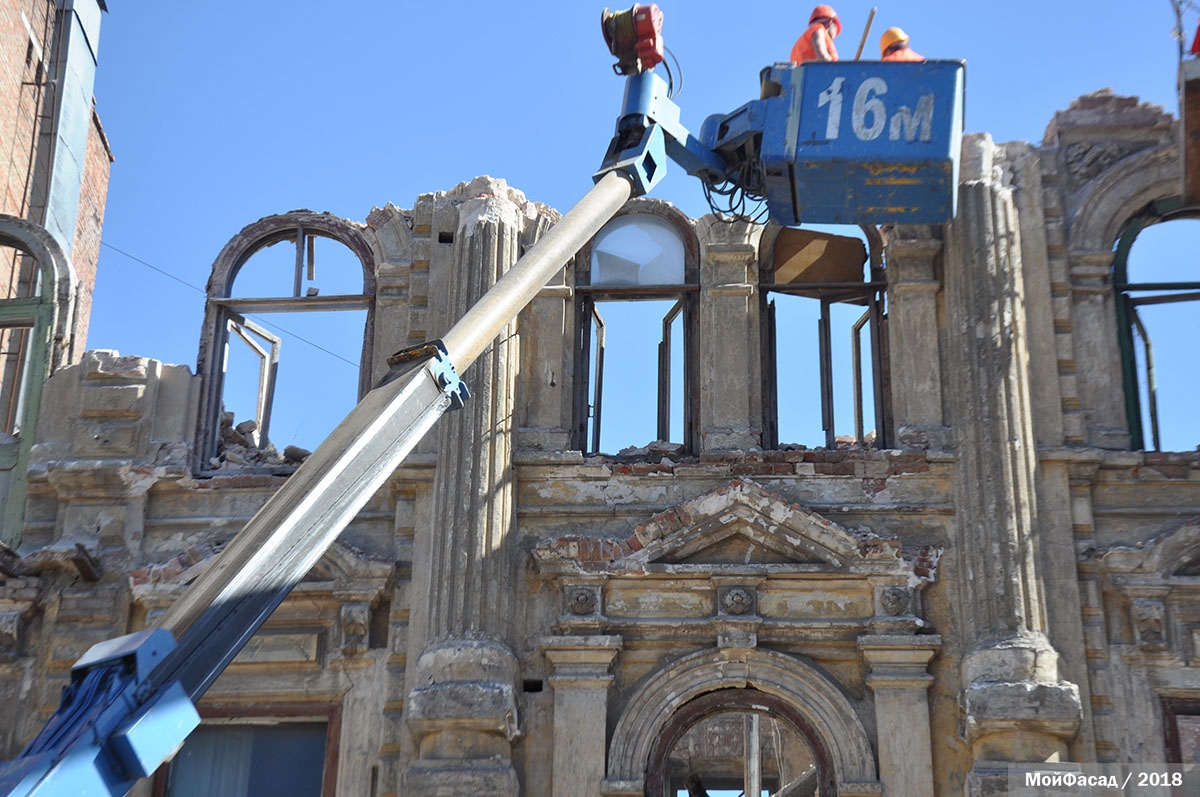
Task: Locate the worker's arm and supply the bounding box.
[811,28,835,62]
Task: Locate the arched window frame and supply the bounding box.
[195,212,377,471]
[0,215,76,546]
[1112,197,1200,451]
[571,199,699,455]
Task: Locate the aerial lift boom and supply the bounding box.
[0,6,964,794]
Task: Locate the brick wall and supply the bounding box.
[69,106,113,358]
[0,0,54,221]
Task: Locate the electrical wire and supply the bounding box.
[99,240,360,369]
[702,155,769,224]
[664,43,767,224]
[663,44,683,99]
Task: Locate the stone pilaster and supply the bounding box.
[859,634,940,797]
[402,178,530,795]
[944,135,1082,786]
[544,636,621,797]
[696,216,761,451]
[884,229,951,450]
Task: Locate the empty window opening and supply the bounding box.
[162,721,329,797]
[220,309,363,455]
[763,227,887,449]
[230,234,365,299]
[205,226,371,469]
[0,323,33,438]
[581,298,686,454]
[0,246,42,438]
[1115,213,1200,452]
[575,210,696,455]
[1,246,41,300]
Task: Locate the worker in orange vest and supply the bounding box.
[880,26,924,62]
[790,5,841,64]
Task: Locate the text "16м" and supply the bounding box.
[816,77,935,143]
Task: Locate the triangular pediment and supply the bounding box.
[533,479,912,576]
[631,479,895,569]
[651,502,830,566]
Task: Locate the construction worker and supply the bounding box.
[790,5,841,64]
[879,27,924,61]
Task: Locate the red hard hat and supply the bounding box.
[810,4,841,37]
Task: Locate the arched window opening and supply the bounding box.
[1114,205,1200,451]
[574,206,697,456]
[0,217,70,547]
[763,225,888,450]
[199,215,375,471]
[648,689,834,797]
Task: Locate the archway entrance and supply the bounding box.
[647,689,835,797]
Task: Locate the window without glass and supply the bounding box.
[574,207,698,455]
[198,214,376,470]
[1114,207,1200,452]
[762,226,889,449]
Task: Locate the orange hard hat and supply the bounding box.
[810,5,842,37]
[879,26,909,56]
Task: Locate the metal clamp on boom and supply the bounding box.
[382,339,470,410]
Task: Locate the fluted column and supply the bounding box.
[944,135,1081,791]
[403,178,529,794]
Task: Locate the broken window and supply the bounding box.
[0,220,67,547]
[762,226,889,449]
[1114,207,1200,451]
[573,206,697,455]
[197,214,377,471]
[160,721,333,797]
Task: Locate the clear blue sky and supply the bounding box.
[87,1,1198,454]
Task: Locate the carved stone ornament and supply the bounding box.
[720,587,755,616]
[341,602,370,657]
[879,586,911,617]
[567,586,599,616]
[1131,598,1166,651]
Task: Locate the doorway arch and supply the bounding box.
[604,647,879,794]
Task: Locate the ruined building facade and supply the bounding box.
[2,89,1200,795]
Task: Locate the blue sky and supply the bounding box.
[87,2,1199,453]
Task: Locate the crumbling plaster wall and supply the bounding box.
[0,91,1199,795]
